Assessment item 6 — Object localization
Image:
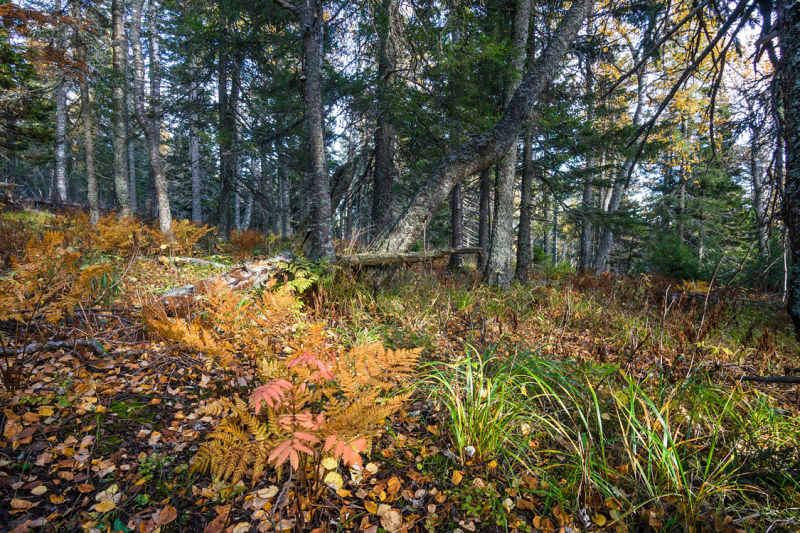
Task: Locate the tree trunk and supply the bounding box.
[543,187,551,260]
[448,182,464,269]
[130,0,172,233]
[779,0,800,341]
[243,156,257,230]
[218,45,234,239]
[515,124,534,279]
[485,0,531,287]
[54,0,68,205]
[552,200,558,261]
[578,57,595,272]
[477,167,492,271]
[369,0,592,256]
[592,61,647,271]
[111,0,132,219]
[371,0,399,238]
[751,125,769,251]
[301,0,335,260]
[127,81,137,214]
[189,56,202,223]
[74,12,99,225]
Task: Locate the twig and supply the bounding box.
[735,375,800,384]
[0,339,108,357]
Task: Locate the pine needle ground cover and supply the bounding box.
[0,210,799,533]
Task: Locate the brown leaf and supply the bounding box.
[155,505,178,527]
[11,498,36,510]
[380,510,403,533]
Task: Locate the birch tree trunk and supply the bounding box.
[130,0,172,233]
[112,0,132,219]
[370,0,592,257]
[54,0,68,205]
[371,0,399,237]
[74,10,99,225]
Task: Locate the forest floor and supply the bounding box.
[1,209,799,533]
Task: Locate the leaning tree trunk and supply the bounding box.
[111,0,132,219]
[130,0,171,233]
[485,0,531,287]
[369,0,592,257]
[74,14,99,225]
[302,0,335,260]
[592,61,647,271]
[371,0,399,237]
[779,0,800,341]
[515,124,534,279]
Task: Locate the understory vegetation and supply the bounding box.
[1,211,799,533]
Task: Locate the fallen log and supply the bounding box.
[161,256,227,269]
[160,247,480,303]
[0,339,108,357]
[337,248,482,267]
[736,375,800,384]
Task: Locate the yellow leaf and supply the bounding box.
[321,457,338,470]
[31,485,47,496]
[593,514,607,526]
[452,470,463,486]
[365,500,378,514]
[324,472,344,490]
[94,500,116,512]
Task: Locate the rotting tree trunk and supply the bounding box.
[369,0,592,257]
[130,0,172,233]
[477,167,492,271]
[779,0,800,341]
[448,182,464,269]
[592,61,647,272]
[485,0,531,287]
[74,12,99,225]
[371,0,399,237]
[515,124,534,279]
[111,0,132,219]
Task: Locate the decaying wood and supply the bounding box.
[337,248,482,267]
[163,256,227,269]
[162,251,297,298]
[736,375,800,384]
[0,339,108,357]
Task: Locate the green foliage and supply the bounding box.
[647,233,700,280]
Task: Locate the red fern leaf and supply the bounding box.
[251,378,292,414]
[287,350,334,380]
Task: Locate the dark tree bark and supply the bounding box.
[370,0,592,256]
[130,0,172,233]
[485,0,531,287]
[448,182,464,269]
[189,55,202,223]
[218,43,234,239]
[779,0,800,340]
[74,7,99,225]
[371,0,399,237]
[477,167,492,271]
[578,56,595,272]
[111,0,132,218]
[515,125,534,279]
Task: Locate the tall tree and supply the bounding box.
[484,0,531,286]
[189,55,202,222]
[130,0,172,233]
[371,0,399,237]
[369,0,592,261]
[54,0,68,204]
[74,0,98,224]
[111,0,132,218]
